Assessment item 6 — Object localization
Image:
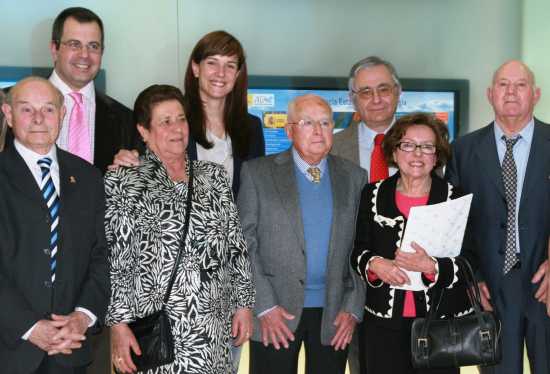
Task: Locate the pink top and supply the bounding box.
[367,191,433,318]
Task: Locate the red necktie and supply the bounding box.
[370,134,389,182]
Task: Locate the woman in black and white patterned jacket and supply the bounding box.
[105,84,254,374]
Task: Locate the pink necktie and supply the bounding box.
[68,92,92,163]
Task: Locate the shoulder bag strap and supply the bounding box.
[162,162,194,308]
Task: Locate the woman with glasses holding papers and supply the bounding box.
[350,113,477,374]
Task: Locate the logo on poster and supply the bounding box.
[248,94,275,107]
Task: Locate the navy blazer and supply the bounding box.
[187,113,265,196]
[0,146,110,372]
[445,119,550,324]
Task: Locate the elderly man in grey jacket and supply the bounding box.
[238,94,367,374]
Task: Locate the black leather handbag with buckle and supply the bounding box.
[411,257,502,369]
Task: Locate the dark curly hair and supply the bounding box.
[382,112,451,169]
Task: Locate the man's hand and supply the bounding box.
[232,308,253,347]
[259,306,295,350]
[330,312,356,351]
[28,318,74,354]
[47,312,89,355]
[108,149,140,170]
[532,259,548,303]
[478,282,494,312]
[111,323,141,374]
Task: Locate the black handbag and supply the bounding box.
[411,257,502,369]
[127,164,194,372]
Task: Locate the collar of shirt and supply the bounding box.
[49,70,96,102]
[493,118,535,151]
[291,147,328,182]
[13,139,60,193]
[358,117,396,150]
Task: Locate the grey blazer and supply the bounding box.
[237,150,368,345]
[331,121,360,165]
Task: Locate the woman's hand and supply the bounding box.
[232,308,253,347]
[111,323,141,374]
[394,242,437,274]
[369,257,410,286]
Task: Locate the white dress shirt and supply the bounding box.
[49,70,96,161]
[14,141,97,339]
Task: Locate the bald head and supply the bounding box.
[492,60,536,86]
[487,60,540,133]
[6,77,64,108]
[1,76,66,154]
[288,94,333,123]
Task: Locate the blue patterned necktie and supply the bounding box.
[37,157,60,283]
[501,136,520,274]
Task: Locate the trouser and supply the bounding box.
[249,308,348,374]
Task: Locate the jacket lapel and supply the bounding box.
[2,146,45,205]
[520,119,550,205]
[327,155,347,263]
[473,123,505,198]
[273,150,305,252]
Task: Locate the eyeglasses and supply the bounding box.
[288,119,334,130]
[59,40,103,54]
[352,84,397,101]
[397,141,437,155]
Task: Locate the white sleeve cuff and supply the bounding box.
[257,305,278,318]
[22,322,38,340]
[75,307,97,327]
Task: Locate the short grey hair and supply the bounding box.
[348,56,401,92]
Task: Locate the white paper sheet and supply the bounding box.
[395,193,473,291]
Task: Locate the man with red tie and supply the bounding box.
[332,56,401,183]
[331,56,402,374]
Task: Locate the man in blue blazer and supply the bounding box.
[446,60,550,374]
[0,77,109,374]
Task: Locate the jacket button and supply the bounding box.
[43,248,51,256]
[500,223,506,229]
[44,280,52,288]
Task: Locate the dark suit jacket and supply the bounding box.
[93,91,141,173]
[3,86,141,174]
[238,150,368,345]
[188,113,265,196]
[445,119,550,324]
[0,146,110,373]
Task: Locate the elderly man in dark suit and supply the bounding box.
[446,60,550,374]
[238,94,367,374]
[0,77,109,374]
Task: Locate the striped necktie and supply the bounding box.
[37,157,60,283]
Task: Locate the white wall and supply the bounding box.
[0,0,523,133]
[523,0,550,123]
